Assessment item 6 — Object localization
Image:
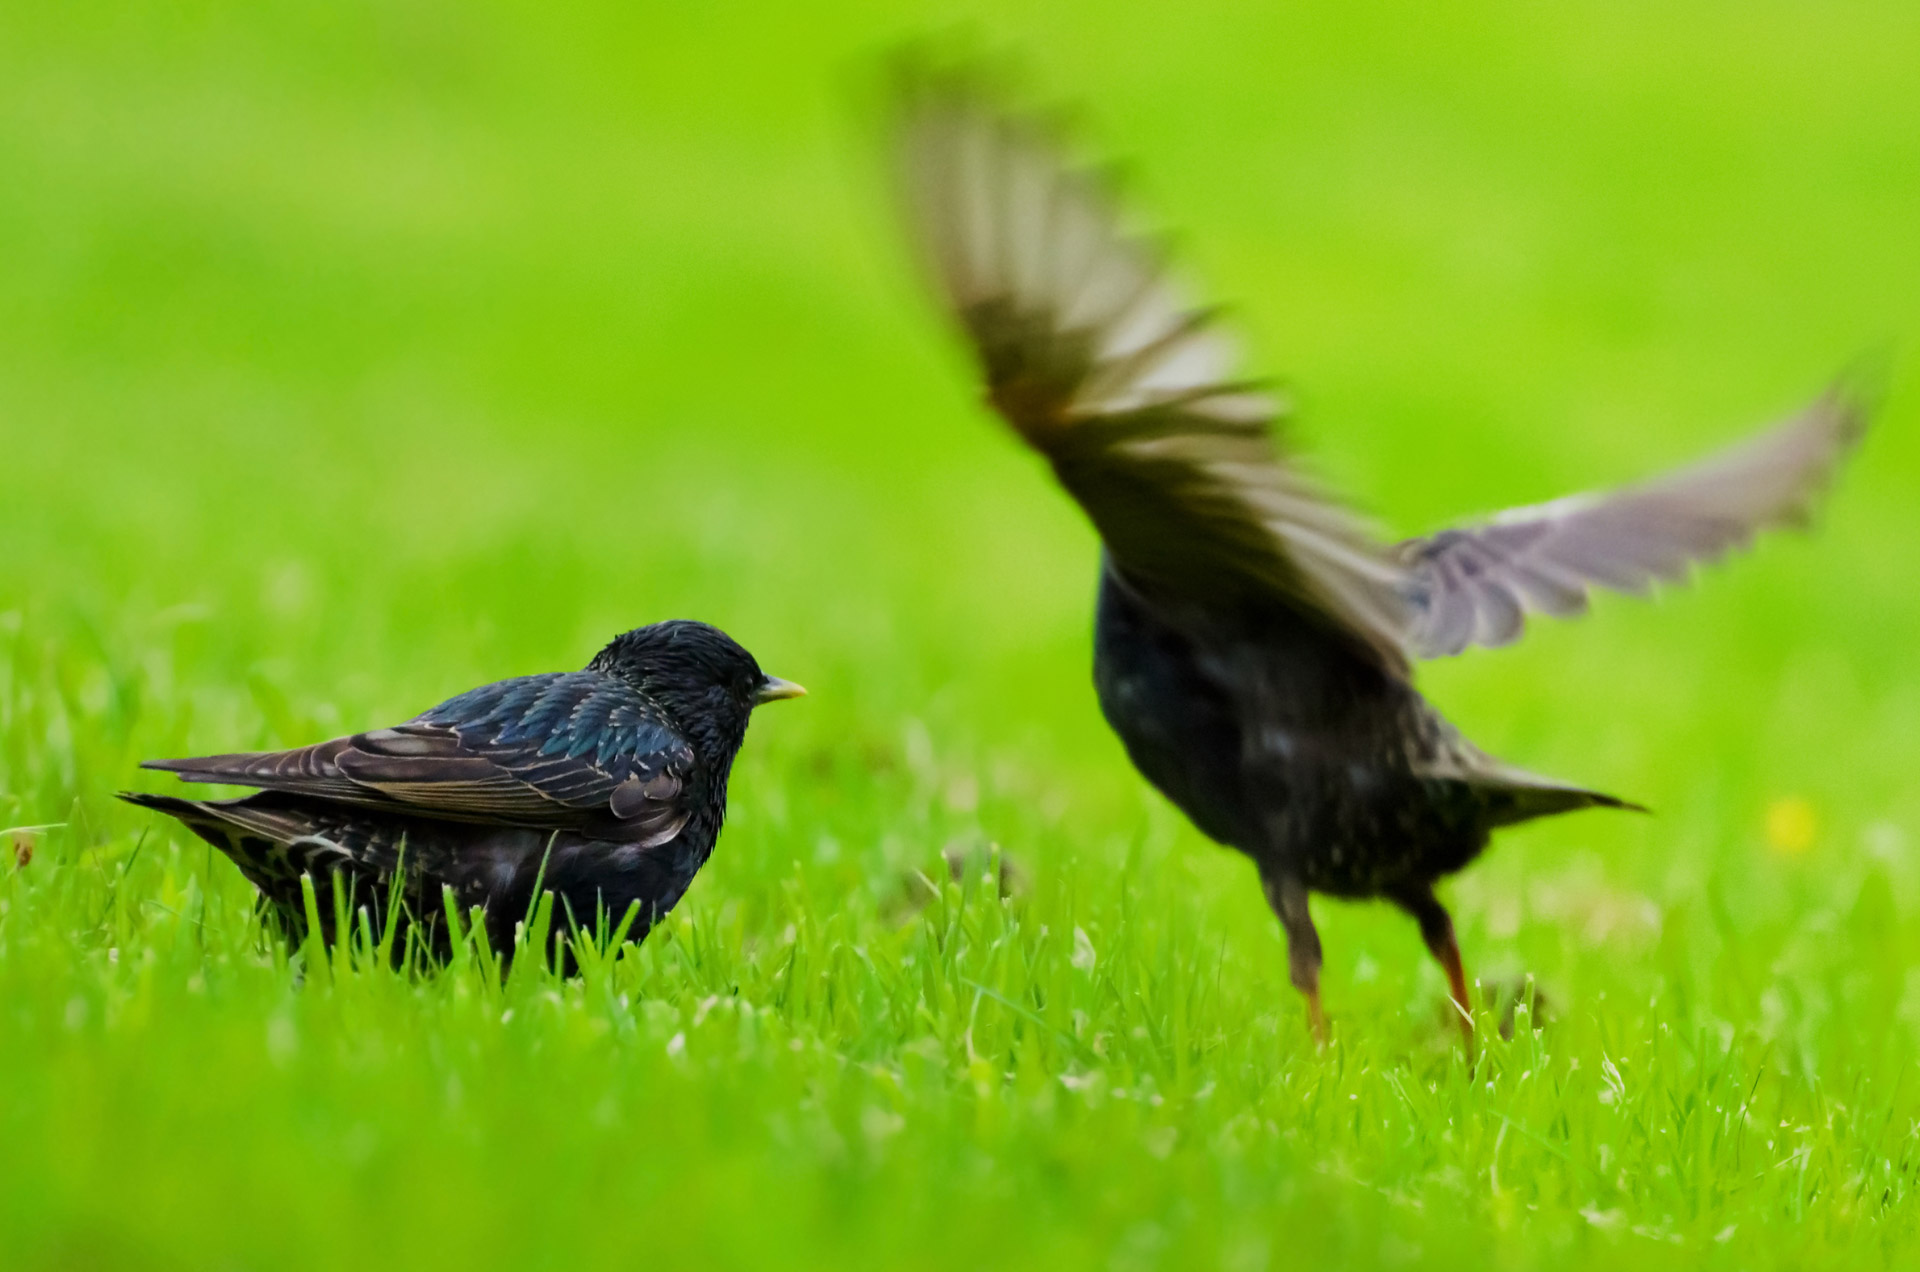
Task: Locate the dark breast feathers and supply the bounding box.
[1092,570,1498,898]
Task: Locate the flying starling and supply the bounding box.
[889,64,1869,1042]
[122,621,805,961]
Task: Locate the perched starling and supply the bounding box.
[889,65,1869,1041]
[122,621,805,961]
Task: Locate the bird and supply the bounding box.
[887,61,1870,1043]
[122,620,806,964]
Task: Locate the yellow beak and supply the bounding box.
[754,676,808,705]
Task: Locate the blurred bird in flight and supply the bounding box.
[888,56,1870,1043]
[124,621,805,963]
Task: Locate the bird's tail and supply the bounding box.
[1416,739,1648,828]
[118,789,310,847]
[119,790,254,861]
[118,790,212,820]
[1478,778,1648,828]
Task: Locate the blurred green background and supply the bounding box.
[3,1,1918,1268]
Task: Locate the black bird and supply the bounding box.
[889,66,1869,1042]
[122,621,805,961]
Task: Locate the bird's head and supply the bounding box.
[588,620,805,748]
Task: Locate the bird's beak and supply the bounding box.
[754,676,808,705]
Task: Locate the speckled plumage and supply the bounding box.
[122,620,804,962]
[891,62,1868,1039]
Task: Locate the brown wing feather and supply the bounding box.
[143,737,366,799]
[141,679,695,845]
[891,61,1413,670]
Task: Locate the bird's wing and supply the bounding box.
[141,672,694,845]
[1400,385,1870,657]
[890,61,1412,670]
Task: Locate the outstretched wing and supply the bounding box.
[891,61,1412,669]
[141,672,694,845]
[1402,384,1871,657]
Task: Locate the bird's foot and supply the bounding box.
[1306,990,1329,1048]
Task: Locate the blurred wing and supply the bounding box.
[1402,385,1870,657]
[142,672,694,845]
[891,62,1411,668]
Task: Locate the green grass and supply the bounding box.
[4,1,1920,1267]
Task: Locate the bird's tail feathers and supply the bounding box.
[118,789,315,842]
[1479,778,1648,828]
[118,790,210,819]
[1416,745,1647,827]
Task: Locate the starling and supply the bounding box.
[889,65,1869,1042]
[122,621,805,961]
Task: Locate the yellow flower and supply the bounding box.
[1765,797,1819,857]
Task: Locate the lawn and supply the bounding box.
[3,1,1919,1268]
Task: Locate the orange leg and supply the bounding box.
[1304,986,1329,1047]
[1433,925,1474,1046]
[1263,872,1329,1047]
[1394,883,1473,1047]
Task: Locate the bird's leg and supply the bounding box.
[1261,872,1327,1045]
[1392,882,1473,1045]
